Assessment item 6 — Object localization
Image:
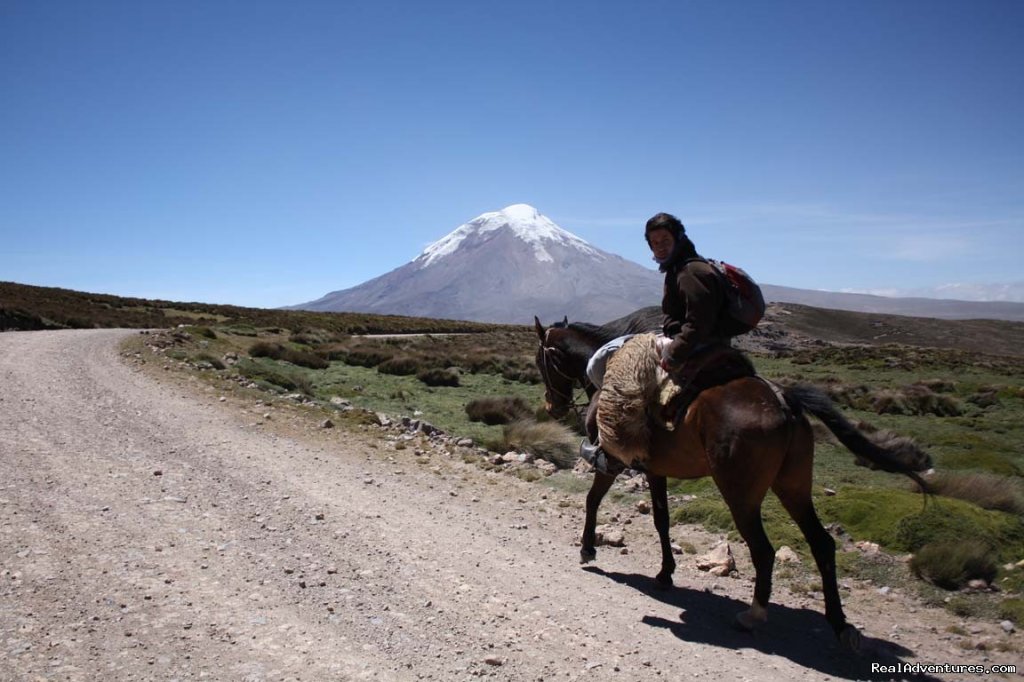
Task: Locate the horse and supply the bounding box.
[534,309,932,650]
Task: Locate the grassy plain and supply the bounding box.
[155,319,1024,622]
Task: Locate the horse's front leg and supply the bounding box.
[647,474,676,587]
[581,471,617,563]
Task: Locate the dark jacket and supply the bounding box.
[661,254,729,365]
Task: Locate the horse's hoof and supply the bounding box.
[733,613,758,632]
[734,602,768,632]
[655,573,674,590]
[839,625,863,654]
[580,548,597,564]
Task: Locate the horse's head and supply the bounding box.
[534,315,582,419]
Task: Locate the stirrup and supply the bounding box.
[579,439,625,476]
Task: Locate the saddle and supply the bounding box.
[596,334,754,468]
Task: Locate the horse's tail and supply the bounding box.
[782,383,934,491]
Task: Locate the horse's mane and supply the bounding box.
[568,306,663,345]
[558,306,663,358]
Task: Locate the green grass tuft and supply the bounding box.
[1000,598,1024,626]
[910,540,998,590]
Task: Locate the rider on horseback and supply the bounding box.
[646,212,746,375]
[580,212,744,474]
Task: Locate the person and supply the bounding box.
[645,212,735,376]
[579,212,733,474]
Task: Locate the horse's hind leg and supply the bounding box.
[726,498,775,631]
[581,471,617,563]
[647,474,676,587]
[772,436,861,650]
[773,485,860,649]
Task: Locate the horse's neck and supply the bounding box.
[563,329,604,375]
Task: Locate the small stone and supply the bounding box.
[219,397,226,402]
[635,500,651,515]
[696,542,735,576]
[823,487,837,496]
[776,546,801,564]
[320,419,334,429]
[594,525,625,547]
[1001,620,1015,634]
[483,656,504,666]
[153,470,163,477]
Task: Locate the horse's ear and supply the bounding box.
[533,316,546,341]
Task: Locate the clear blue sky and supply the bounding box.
[3,0,1022,307]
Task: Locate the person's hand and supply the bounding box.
[660,354,682,373]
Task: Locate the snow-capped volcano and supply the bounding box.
[293,204,661,323]
[416,204,601,267]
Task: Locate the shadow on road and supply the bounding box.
[584,566,943,681]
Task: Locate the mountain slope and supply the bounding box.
[297,204,662,323]
[295,204,1024,323]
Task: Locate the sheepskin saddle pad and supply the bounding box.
[596,333,755,468]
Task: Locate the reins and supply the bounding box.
[538,341,591,422]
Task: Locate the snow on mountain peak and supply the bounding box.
[416,204,601,267]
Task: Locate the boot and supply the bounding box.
[579,439,626,476]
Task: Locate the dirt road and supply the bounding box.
[0,330,1017,681]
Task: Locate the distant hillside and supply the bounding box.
[754,303,1024,358]
[0,281,508,335]
[761,284,1024,322]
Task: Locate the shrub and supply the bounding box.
[193,353,226,370]
[247,342,327,369]
[224,325,258,337]
[280,347,328,369]
[235,359,313,394]
[914,379,956,393]
[926,472,1024,514]
[465,396,534,425]
[339,348,393,367]
[501,419,577,468]
[871,385,963,417]
[894,503,1024,559]
[1000,598,1024,626]
[967,388,1000,409]
[189,326,217,339]
[377,356,422,376]
[417,368,460,387]
[910,540,997,590]
[289,329,331,346]
[249,341,280,358]
[501,365,541,384]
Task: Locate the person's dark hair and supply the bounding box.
[644,212,685,243]
[645,212,697,263]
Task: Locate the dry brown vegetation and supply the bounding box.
[0,281,510,335]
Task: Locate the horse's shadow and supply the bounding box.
[584,566,943,682]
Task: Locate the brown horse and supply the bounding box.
[534,312,932,650]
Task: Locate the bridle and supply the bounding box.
[537,336,592,422]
